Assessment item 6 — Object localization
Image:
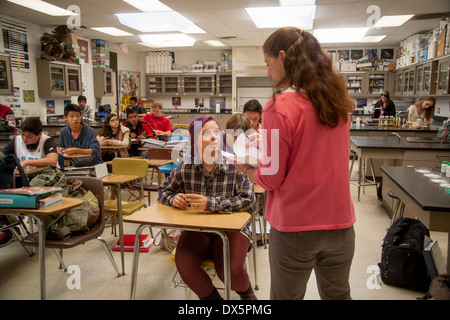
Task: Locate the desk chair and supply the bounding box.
[105,158,148,236]
[22,176,120,276]
[169,247,249,291]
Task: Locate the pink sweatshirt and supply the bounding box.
[254,91,355,232]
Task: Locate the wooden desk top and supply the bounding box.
[380,166,450,212]
[101,174,139,185]
[254,184,265,194]
[15,167,45,176]
[124,203,251,233]
[62,153,91,159]
[351,136,450,151]
[0,197,83,215]
[104,159,172,167]
[100,145,123,150]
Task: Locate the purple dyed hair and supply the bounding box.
[188,115,224,162]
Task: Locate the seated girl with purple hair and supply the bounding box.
[157,115,257,300]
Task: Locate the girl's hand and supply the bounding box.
[246,132,261,149]
[185,194,207,210]
[172,193,189,209]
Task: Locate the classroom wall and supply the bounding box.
[0,14,98,119]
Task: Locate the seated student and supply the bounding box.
[97,113,130,162]
[158,115,257,300]
[125,96,146,117]
[78,95,94,123]
[408,96,435,126]
[225,113,253,153]
[58,104,101,163]
[0,103,16,132]
[142,101,173,141]
[2,117,58,170]
[243,99,262,133]
[369,91,396,118]
[122,108,156,157]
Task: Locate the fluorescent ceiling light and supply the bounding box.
[139,34,196,47]
[91,27,134,36]
[245,6,316,29]
[359,35,387,43]
[203,40,227,47]
[116,12,205,34]
[280,0,315,5]
[122,0,172,12]
[373,15,414,28]
[314,28,368,43]
[7,0,78,16]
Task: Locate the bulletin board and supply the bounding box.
[119,70,140,111]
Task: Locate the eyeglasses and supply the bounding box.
[203,129,221,138]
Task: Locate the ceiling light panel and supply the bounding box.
[359,35,387,43]
[122,0,172,12]
[279,0,315,5]
[314,28,368,43]
[91,27,134,36]
[245,6,316,29]
[373,15,414,28]
[7,0,78,16]
[116,12,205,33]
[139,34,196,47]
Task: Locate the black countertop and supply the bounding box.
[350,124,440,132]
[350,136,450,151]
[380,166,450,212]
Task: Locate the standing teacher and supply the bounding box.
[237,27,356,300]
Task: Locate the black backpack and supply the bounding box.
[379,218,431,291]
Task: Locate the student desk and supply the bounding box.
[380,166,450,274]
[0,198,83,300]
[124,203,251,300]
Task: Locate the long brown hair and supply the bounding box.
[263,27,354,127]
[99,113,120,138]
[414,96,436,121]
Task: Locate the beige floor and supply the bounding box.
[0,165,447,300]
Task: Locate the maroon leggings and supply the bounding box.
[175,230,250,298]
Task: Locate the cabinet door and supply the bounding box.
[163,75,180,96]
[367,72,386,96]
[0,54,13,96]
[436,58,449,95]
[217,73,232,96]
[344,73,365,96]
[49,64,66,97]
[105,69,113,95]
[396,72,403,95]
[416,67,424,94]
[182,76,198,95]
[147,75,163,96]
[198,75,215,95]
[65,65,81,96]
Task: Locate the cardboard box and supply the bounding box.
[436,28,447,57]
[340,62,357,72]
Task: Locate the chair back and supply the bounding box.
[111,158,149,179]
[147,148,173,160]
[67,176,105,235]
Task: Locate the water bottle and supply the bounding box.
[442,161,448,174]
[417,116,422,127]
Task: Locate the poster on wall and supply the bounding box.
[22,90,35,103]
[46,100,55,114]
[1,19,30,72]
[119,71,140,111]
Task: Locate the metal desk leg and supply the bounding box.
[116,185,126,275]
[130,224,146,300]
[35,217,46,300]
[213,231,231,300]
[251,208,259,291]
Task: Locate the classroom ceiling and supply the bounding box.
[0,0,449,52]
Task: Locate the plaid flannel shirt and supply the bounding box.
[158,162,256,214]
